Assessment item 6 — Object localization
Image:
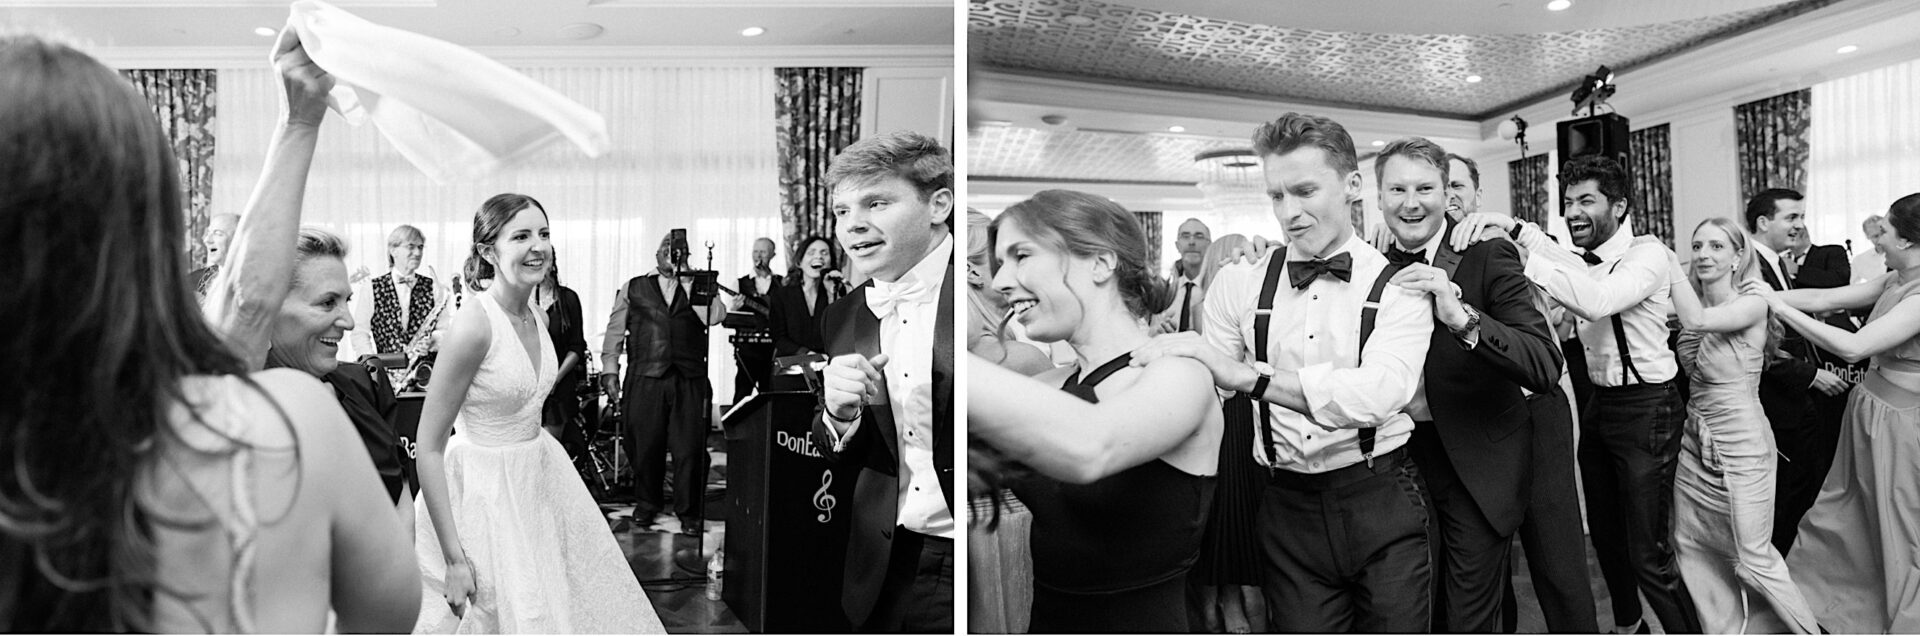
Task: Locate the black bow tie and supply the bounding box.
[1386,246,1427,267]
[1288,253,1353,289]
[1581,250,1604,265]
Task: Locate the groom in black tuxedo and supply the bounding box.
[1376,138,1563,632]
[811,131,955,633]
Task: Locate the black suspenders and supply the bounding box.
[1252,247,1406,470]
[1604,260,1648,385]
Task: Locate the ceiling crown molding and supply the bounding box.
[0,0,430,5]
[94,44,953,68]
[588,0,946,6]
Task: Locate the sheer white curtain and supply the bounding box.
[213,65,782,397]
[1808,57,1920,256]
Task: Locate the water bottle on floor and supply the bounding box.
[706,547,724,601]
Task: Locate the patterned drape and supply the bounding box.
[122,69,217,268]
[775,68,862,262]
[1734,89,1811,202]
[1134,210,1163,276]
[1629,124,1676,247]
[1507,154,1551,226]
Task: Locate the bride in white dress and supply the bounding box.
[413,193,664,633]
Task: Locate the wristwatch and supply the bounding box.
[1248,361,1275,396]
[1507,220,1527,240]
[1451,303,1482,337]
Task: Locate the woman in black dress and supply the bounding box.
[769,235,842,356]
[968,190,1223,633]
[537,256,588,450]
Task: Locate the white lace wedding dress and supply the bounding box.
[413,293,664,634]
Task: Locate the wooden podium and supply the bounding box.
[721,391,856,633]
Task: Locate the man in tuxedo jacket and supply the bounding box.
[812,131,955,633]
[1744,188,1852,553]
[1378,139,1563,632]
[1448,154,1600,633]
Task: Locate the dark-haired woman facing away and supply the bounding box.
[0,30,418,632]
[968,190,1222,633]
[410,194,664,633]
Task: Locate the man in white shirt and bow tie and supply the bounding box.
[1453,154,1702,635]
[1135,112,1436,632]
[813,131,955,633]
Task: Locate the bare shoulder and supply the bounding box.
[244,368,354,451]
[442,300,494,351]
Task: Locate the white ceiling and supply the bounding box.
[0,0,952,56]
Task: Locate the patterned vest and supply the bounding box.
[371,272,436,354]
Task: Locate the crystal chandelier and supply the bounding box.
[1193,148,1267,219]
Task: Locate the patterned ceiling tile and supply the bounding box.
[969,0,1835,118]
[969,123,1251,183]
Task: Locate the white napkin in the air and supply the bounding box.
[287,0,610,182]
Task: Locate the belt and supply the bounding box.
[1593,378,1674,392]
[1267,446,1409,492]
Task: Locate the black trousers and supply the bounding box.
[732,341,774,404]
[1260,448,1431,633]
[624,369,711,526]
[1502,387,1600,633]
[1771,396,1843,555]
[1410,423,1511,633]
[864,529,954,633]
[1578,380,1701,633]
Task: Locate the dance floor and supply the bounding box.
[1510,534,1669,634]
[599,429,748,634]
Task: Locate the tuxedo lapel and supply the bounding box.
[1434,220,1465,277]
[846,283,899,455]
[933,257,956,511]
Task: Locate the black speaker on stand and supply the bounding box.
[1556,113,1632,216]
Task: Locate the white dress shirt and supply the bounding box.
[1203,234,1434,474]
[1754,241,1794,290]
[1394,231,1448,422]
[1158,272,1204,332]
[825,234,954,538]
[1515,223,1678,386]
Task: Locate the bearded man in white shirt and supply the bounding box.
[812,131,955,633]
[1452,154,1703,635]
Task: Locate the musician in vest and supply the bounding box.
[599,232,725,534]
[1134,112,1436,632]
[729,237,782,403]
[350,224,438,359]
[1452,155,1703,635]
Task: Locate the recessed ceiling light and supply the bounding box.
[254,27,275,37]
[1837,45,1859,54]
[1546,0,1572,11]
[1466,75,1483,83]
[1063,15,1095,26]
[1168,125,1186,133]
[1372,140,1386,147]
[559,23,605,40]
[741,26,765,37]
[494,27,521,37]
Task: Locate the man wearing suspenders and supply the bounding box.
[1453,154,1702,634]
[1136,112,1436,632]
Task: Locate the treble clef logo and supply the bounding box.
[813,470,837,523]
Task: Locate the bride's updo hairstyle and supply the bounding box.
[465,193,546,291]
[989,189,1169,320]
